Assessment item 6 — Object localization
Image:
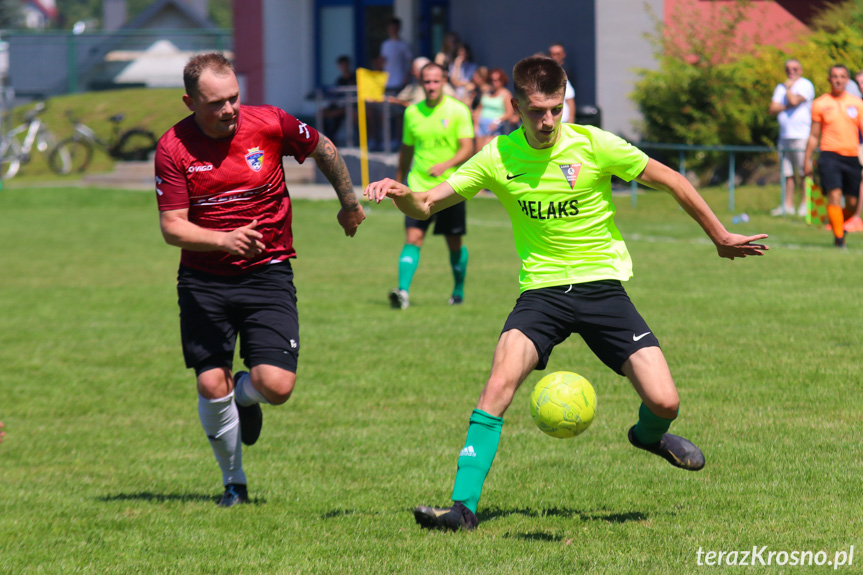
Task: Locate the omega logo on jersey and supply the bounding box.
[245,147,264,172]
[517,199,579,220]
[187,164,214,173]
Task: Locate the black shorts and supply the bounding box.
[818,151,862,198]
[501,280,660,374]
[405,202,466,236]
[177,262,299,376]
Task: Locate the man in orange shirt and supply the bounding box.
[804,65,863,247]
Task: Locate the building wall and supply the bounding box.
[449,0,596,106]
[596,0,662,138]
[261,0,314,115]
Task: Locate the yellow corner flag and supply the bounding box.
[355,68,389,188]
[804,177,829,226]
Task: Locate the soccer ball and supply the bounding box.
[529,371,597,439]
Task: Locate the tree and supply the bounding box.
[0,0,23,28]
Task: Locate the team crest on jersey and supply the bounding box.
[245,147,264,172]
[848,107,859,119]
[559,163,582,189]
[441,118,450,129]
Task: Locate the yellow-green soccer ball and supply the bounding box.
[530,371,597,438]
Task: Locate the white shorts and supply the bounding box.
[779,138,806,178]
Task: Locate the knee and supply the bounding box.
[253,370,296,405]
[197,367,232,399]
[646,393,680,420]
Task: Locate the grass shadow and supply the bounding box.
[480,506,648,524]
[98,491,267,505]
[321,508,356,520]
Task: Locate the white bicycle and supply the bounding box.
[0,102,67,179]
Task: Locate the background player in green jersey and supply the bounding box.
[389,63,475,309]
[366,56,768,531]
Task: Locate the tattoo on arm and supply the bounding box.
[313,136,359,210]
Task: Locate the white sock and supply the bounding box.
[234,371,269,407]
[198,393,246,486]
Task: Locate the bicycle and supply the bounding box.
[48,112,158,175]
[0,102,63,179]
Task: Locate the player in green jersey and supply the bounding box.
[366,56,769,531]
[389,63,475,309]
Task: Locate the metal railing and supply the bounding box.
[631,142,808,213]
[314,86,399,153]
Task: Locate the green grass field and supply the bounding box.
[0,183,860,574]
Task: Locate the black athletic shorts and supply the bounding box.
[405,202,466,235]
[818,151,862,198]
[501,280,660,374]
[177,262,299,376]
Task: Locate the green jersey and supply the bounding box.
[402,96,474,191]
[447,124,648,292]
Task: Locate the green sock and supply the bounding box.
[449,246,468,299]
[451,409,503,514]
[633,402,677,445]
[397,244,421,292]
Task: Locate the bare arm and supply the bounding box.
[635,159,768,259]
[785,80,806,107]
[309,134,366,236]
[396,144,414,183]
[768,100,784,116]
[429,137,475,177]
[159,208,265,258]
[803,121,821,178]
[364,178,464,220]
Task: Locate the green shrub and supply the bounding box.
[631,0,863,181]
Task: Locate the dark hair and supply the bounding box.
[389,17,401,28]
[489,67,509,86]
[337,55,351,65]
[830,64,850,76]
[512,56,567,100]
[184,52,234,96]
[420,62,448,80]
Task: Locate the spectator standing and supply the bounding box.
[380,18,413,92]
[475,68,516,150]
[449,44,478,101]
[434,32,460,70]
[769,58,815,217]
[804,65,863,247]
[549,42,576,123]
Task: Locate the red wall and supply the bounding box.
[663,0,828,53]
[232,0,265,105]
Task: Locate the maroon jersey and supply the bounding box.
[155,104,319,275]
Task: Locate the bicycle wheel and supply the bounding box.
[113,129,157,161]
[0,137,22,179]
[49,138,93,175]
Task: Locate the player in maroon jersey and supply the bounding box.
[155,53,365,507]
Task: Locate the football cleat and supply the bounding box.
[389,288,409,310]
[413,501,478,532]
[835,236,847,249]
[628,425,705,471]
[218,483,249,507]
[448,295,464,305]
[844,216,863,232]
[234,371,263,446]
